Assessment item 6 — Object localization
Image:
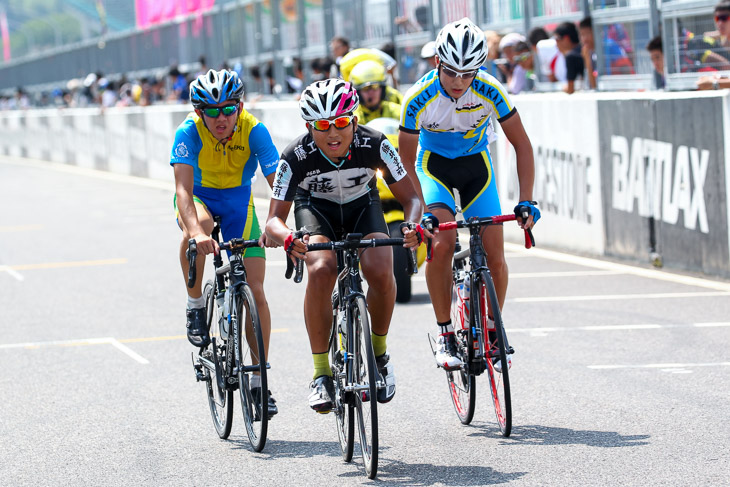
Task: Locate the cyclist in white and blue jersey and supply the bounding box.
[399,18,540,371]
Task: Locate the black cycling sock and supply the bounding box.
[438,319,453,334]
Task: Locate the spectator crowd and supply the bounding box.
[4,1,730,110]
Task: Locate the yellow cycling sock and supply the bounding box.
[312,352,332,379]
[371,332,387,358]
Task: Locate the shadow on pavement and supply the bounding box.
[230,438,343,458]
[468,423,650,448]
[367,458,526,485]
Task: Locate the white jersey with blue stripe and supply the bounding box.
[399,68,516,159]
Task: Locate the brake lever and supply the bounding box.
[284,229,306,283]
[186,239,197,288]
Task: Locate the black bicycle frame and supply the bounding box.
[462,224,512,365]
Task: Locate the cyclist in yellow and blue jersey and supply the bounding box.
[399,18,540,372]
[170,69,279,416]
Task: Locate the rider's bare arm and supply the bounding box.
[265,199,309,258]
[174,163,218,255]
[500,112,537,229]
[397,130,426,207]
[259,173,279,248]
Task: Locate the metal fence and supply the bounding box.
[0,0,726,95]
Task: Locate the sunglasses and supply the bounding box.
[716,13,730,22]
[514,52,531,62]
[440,64,478,79]
[310,115,353,131]
[201,104,238,118]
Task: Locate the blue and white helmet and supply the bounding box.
[435,18,487,71]
[189,69,244,108]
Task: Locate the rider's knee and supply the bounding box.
[488,255,508,278]
[306,260,336,284]
[364,265,395,292]
[431,238,455,261]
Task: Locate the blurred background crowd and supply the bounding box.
[1,0,729,110]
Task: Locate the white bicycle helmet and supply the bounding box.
[435,18,487,71]
[189,69,244,108]
[299,78,359,121]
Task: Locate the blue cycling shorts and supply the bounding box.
[416,149,501,219]
[174,185,264,259]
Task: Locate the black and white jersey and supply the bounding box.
[272,125,406,204]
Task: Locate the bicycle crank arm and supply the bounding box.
[344,383,371,393]
[198,356,216,374]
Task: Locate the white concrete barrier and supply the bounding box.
[2,91,729,278]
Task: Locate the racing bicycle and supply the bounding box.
[286,231,416,479]
[187,217,271,451]
[435,212,534,437]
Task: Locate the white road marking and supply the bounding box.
[0,337,148,364]
[0,265,24,281]
[511,291,730,303]
[694,322,730,327]
[108,338,150,364]
[504,242,730,292]
[508,322,730,333]
[412,269,623,283]
[588,362,730,370]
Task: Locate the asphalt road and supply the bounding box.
[2,157,729,486]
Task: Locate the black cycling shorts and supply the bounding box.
[293,187,388,241]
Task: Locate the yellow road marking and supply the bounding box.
[0,224,43,232]
[9,258,127,271]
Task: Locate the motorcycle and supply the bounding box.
[366,117,427,303]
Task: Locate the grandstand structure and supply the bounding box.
[0,0,725,97]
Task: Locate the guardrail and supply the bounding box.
[2,91,729,279]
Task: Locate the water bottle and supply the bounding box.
[462,277,470,318]
[221,287,231,339]
[338,311,347,351]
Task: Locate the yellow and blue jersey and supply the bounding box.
[169,108,279,255]
[399,68,516,159]
[169,108,279,188]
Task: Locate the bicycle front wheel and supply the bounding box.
[480,270,512,437]
[202,280,233,439]
[352,296,378,479]
[330,306,354,462]
[447,279,476,425]
[235,282,268,452]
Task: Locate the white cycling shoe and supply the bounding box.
[492,354,512,373]
[434,333,463,371]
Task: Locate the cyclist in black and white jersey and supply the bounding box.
[266,79,422,413]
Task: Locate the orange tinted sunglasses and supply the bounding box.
[310,115,354,131]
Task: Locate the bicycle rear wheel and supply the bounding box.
[480,270,512,437]
[235,282,268,452]
[202,280,233,439]
[352,296,378,479]
[447,277,476,425]
[330,306,354,462]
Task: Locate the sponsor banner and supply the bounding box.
[493,95,604,254]
[598,96,729,276]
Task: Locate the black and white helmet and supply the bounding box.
[435,18,487,71]
[299,78,359,121]
[189,69,244,108]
